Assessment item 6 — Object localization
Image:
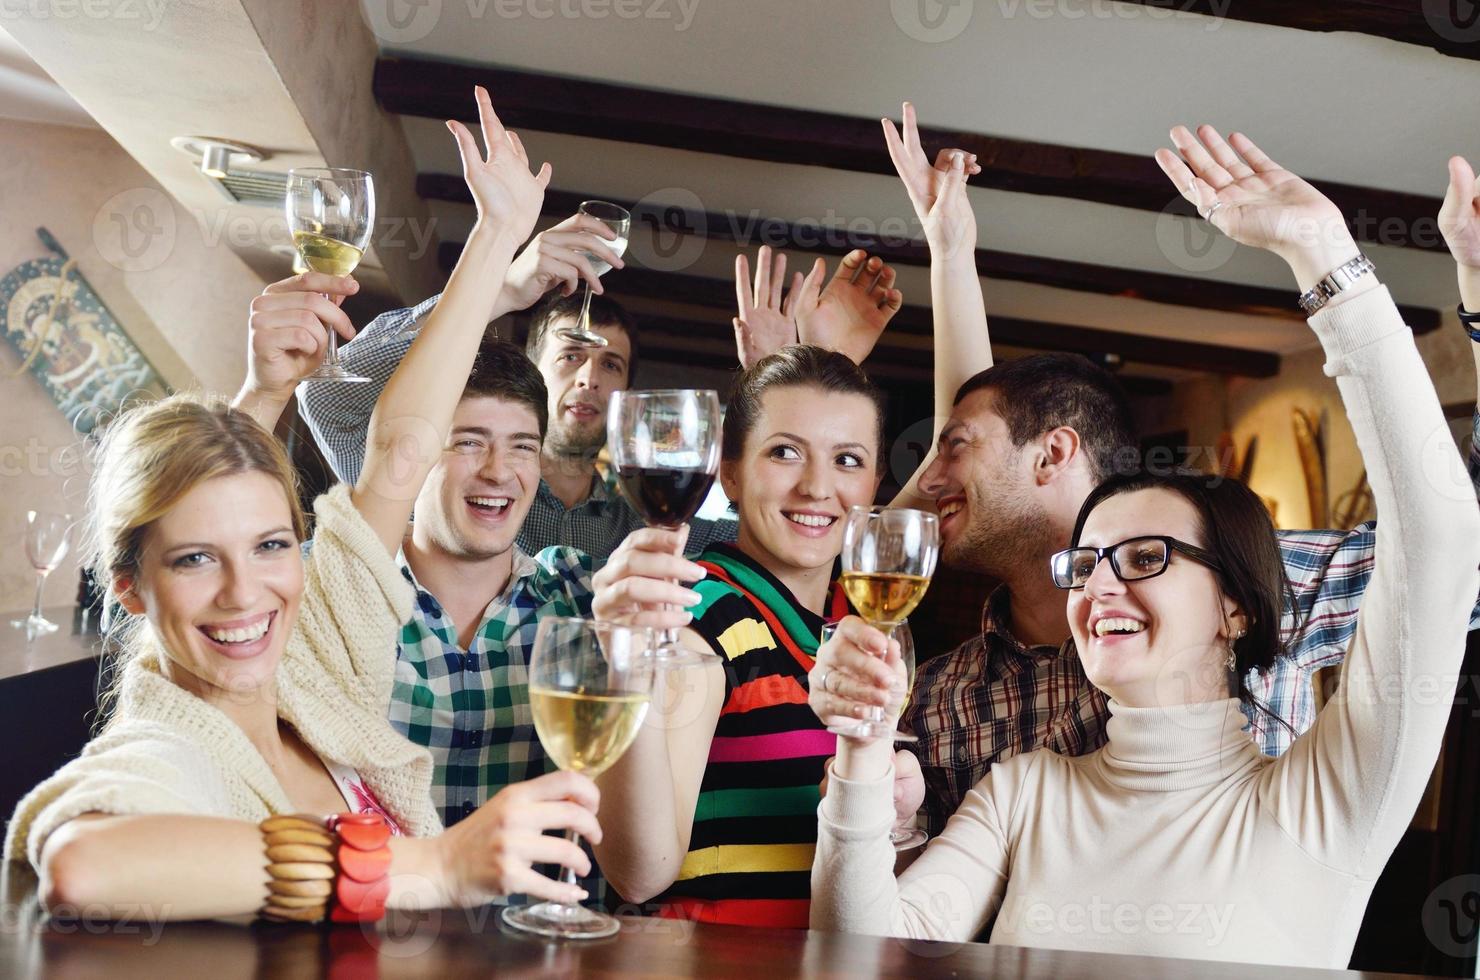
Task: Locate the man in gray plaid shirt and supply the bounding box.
[295,216,737,564]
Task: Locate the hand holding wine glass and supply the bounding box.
[285,168,374,383]
[607,389,723,666]
[501,617,655,940]
[12,510,72,637]
[554,200,630,348]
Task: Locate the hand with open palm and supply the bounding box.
[1154,125,1357,291]
[882,102,981,260]
[733,245,802,369]
[793,249,902,365]
[445,85,551,248]
[1440,156,1480,272]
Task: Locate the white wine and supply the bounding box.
[585,235,629,277]
[292,231,363,276]
[841,571,931,626]
[529,687,649,778]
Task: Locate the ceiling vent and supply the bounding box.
[170,136,286,207]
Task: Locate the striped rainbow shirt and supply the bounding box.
[655,543,847,929]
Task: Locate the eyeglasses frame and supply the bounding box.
[1050,534,1223,591]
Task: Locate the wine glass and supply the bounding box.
[829,507,938,742]
[553,201,630,348]
[607,389,723,667]
[12,510,73,636]
[501,617,655,940]
[819,619,927,851]
[285,167,375,382]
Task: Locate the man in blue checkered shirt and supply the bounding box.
[295,213,737,565]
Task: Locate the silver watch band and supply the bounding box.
[1298,254,1375,316]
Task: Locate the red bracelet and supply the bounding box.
[327,812,392,924]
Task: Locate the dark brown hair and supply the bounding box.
[722,345,887,463]
[464,339,550,437]
[524,291,639,382]
[954,353,1135,482]
[1070,470,1300,734]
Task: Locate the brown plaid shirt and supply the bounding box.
[902,586,1110,838]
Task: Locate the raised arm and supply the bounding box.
[353,86,549,554]
[883,103,990,509]
[1439,155,1480,436]
[585,527,724,902]
[1158,125,1480,872]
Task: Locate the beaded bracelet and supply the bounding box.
[257,812,391,924]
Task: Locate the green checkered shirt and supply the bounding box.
[388,544,593,826]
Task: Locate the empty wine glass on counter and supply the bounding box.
[606,389,723,666]
[553,200,630,348]
[285,167,375,382]
[12,510,73,636]
[501,617,656,940]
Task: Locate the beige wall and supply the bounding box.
[0,117,267,614]
[1147,310,1478,531]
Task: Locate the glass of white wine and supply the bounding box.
[829,506,938,743]
[501,616,656,941]
[285,167,375,383]
[553,200,630,348]
[11,510,72,637]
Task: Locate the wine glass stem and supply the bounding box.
[558,828,583,902]
[321,292,342,368]
[578,282,594,334]
[30,571,47,621]
[871,623,896,727]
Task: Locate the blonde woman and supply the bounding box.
[4,89,603,920]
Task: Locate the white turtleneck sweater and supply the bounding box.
[810,285,1480,969]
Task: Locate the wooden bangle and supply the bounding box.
[265,893,330,910]
[269,878,333,898]
[262,903,328,924]
[266,844,335,864]
[258,813,336,925]
[267,861,336,881]
[265,829,334,847]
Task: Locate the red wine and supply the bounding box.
[616,466,716,529]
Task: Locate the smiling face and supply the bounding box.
[919,388,1054,576]
[533,319,632,458]
[719,385,881,581]
[119,470,304,701]
[1067,487,1245,707]
[412,395,545,562]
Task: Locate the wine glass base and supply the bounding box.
[891,828,928,851]
[10,615,59,635]
[302,364,371,383]
[826,721,918,743]
[652,643,719,669]
[553,327,610,348]
[501,901,620,940]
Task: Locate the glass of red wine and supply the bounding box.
[607,388,722,667]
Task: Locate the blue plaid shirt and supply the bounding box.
[296,295,737,563]
[905,412,1480,837]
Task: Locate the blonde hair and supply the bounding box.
[88,394,306,721]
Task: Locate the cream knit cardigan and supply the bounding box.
[5,484,441,867]
[811,286,1480,968]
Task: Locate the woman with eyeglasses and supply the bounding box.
[806,126,1480,968]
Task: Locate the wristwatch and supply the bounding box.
[1460,303,1480,342]
[1298,254,1376,316]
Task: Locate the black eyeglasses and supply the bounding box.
[1050,535,1223,591]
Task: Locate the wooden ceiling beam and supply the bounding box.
[377,57,1448,257]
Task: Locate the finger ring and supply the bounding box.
[1201,199,1226,222]
[819,668,834,694]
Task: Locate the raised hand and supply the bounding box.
[497,212,626,317]
[592,526,707,631]
[244,272,358,400]
[734,245,802,368]
[1440,156,1480,272]
[792,249,903,365]
[1155,125,1356,289]
[446,85,551,245]
[882,102,981,258]
[807,616,904,742]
